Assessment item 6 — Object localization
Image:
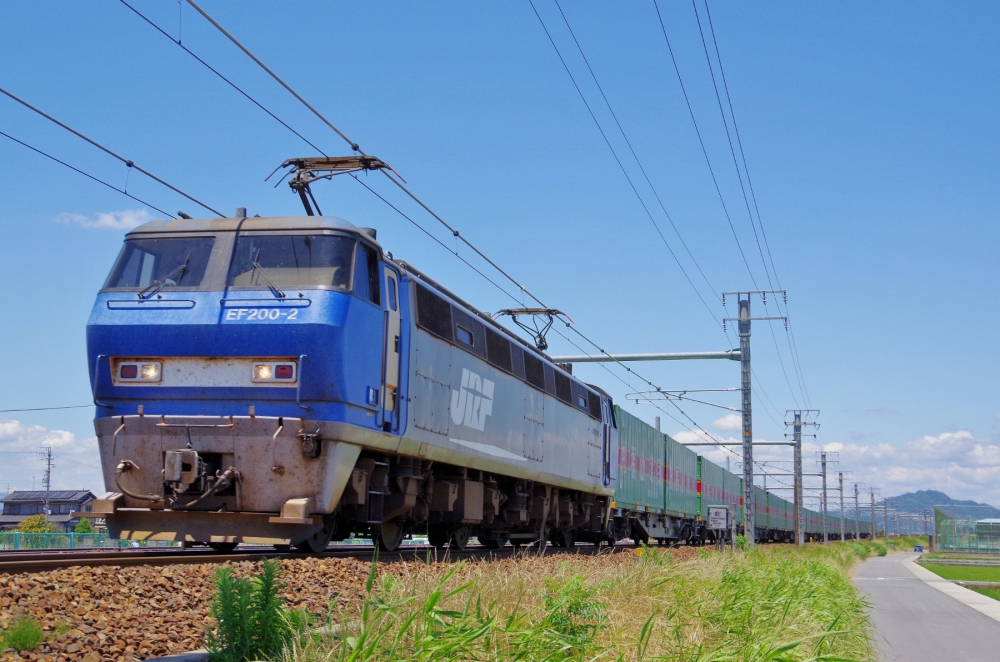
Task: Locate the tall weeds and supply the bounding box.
[205,558,302,662]
[289,543,880,662]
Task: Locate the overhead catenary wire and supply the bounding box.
[697,1,812,407]
[0,130,175,218]
[118,0,329,157]
[650,0,759,291]
[526,0,722,335]
[0,86,223,218]
[549,0,720,304]
[177,0,775,460]
[687,1,800,408]
[537,0,787,434]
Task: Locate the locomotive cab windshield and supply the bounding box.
[227,233,357,291]
[104,236,215,293]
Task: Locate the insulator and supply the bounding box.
[783,293,788,304]
[762,293,767,303]
[784,319,789,330]
[721,295,726,305]
[722,321,727,331]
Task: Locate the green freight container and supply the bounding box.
[613,406,665,512]
[697,456,728,520]
[754,485,768,530]
[735,477,745,525]
[666,434,698,517]
[773,495,792,531]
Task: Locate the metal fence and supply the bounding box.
[934,507,1000,554]
[0,533,180,550]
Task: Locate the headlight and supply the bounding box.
[116,361,162,383]
[252,362,296,383]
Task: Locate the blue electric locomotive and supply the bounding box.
[87,212,618,551]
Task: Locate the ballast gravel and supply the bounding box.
[0,545,714,661]
[0,556,373,662]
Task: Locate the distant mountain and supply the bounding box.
[885,490,1000,519]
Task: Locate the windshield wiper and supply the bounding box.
[138,254,190,299]
[252,249,285,299]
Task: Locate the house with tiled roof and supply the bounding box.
[0,490,96,532]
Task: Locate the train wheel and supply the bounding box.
[295,516,337,554]
[208,542,238,553]
[557,529,574,548]
[451,527,470,550]
[477,535,502,549]
[378,521,405,552]
[428,524,449,549]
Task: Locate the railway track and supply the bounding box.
[0,542,618,574]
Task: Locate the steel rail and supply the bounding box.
[0,543,618,574]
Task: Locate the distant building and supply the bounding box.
[0,491,96,532]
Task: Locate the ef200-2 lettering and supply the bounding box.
[224,308,299,321]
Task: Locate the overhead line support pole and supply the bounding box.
[740,296,754,547]
[854,484,861,540]
[784,409,818,547]
[839,472,845,542]
[723,290,786,548]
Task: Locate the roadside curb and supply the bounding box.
[903,553,1000,625]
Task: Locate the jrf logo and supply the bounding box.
[451,368,495,431]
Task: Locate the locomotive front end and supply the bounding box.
[86,215,401,551]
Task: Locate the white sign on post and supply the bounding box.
[708,505,729,531]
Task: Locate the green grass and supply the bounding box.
[285,542,880,662]
[920,563,1000,582]
[1,615,45,652]
[971,587,1000,602]
[923,551,1000,561]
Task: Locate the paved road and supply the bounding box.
[855,553,1000,661]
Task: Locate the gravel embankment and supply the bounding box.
[0,556,373,662]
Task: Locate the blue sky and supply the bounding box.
[1,1,998,510]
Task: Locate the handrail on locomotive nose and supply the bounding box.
[266,155,401,216]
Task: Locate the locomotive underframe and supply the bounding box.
[94,413,614,549]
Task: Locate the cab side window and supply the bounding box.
[387,276,398,311]
[354,244,381,305]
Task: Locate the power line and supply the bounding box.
[0,86,223,217]
[0,130,175,218]
[117,0,328,157]
[650,0,758,290]
[550,0,720,303]
[529,3,792,432]
[698,1,812,407]
[686,1,801,407]
[0,405,91,413]
[179,0,769,457]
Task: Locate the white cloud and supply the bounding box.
[669,425,1000,508]
[0,419,104,494]
[712,414,742,431]
[56,208,153,230]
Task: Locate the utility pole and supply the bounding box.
[815,452,838,544]
[821,453,828,543]
[38,446,53,521]
[869,488,880,539]
[838,472,845,542]
[853,483,862,540]
[785,409,818,547]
